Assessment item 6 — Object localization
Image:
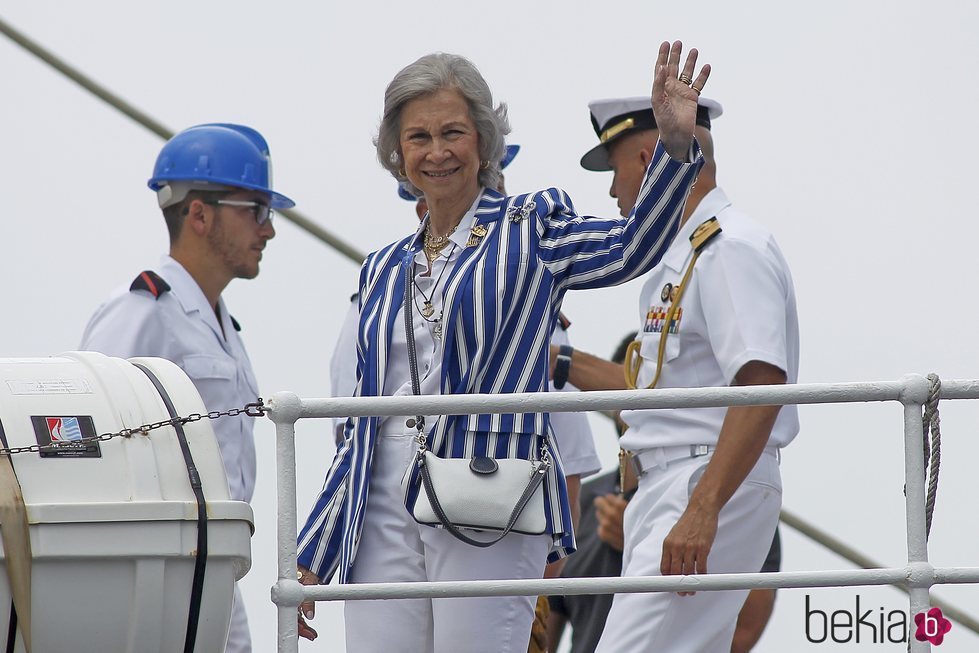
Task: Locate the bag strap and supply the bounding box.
[418,452,547,547]
[404,262,426,437]
[133,363,207,653]
[403,261,550,547]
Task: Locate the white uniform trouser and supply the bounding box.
[345,431,551,653]
[595,448,781,653]
[225,584,250,653]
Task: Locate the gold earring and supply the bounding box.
[480,160,489,170]
[398,167,406,177]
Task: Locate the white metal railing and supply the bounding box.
[266,375,979,652]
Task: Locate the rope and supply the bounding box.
[906,373,942,652]
[922,373,942,539]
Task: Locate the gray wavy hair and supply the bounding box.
[375,53,511,196]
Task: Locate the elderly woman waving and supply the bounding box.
[298,41,709,652]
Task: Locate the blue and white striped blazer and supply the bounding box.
[299,142,702,583]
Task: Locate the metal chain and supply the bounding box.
[0,398,268,457]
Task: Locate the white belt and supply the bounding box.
[631,444,780,477]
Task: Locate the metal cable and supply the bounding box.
[0,15,366,265]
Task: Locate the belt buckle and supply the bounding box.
[690,444,710,457]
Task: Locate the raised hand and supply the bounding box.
[651,40,711,160]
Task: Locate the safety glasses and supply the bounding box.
[204,199,273,225]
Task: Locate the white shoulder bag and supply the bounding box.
[403,261,549,546]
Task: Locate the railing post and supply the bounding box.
[268,392,303,653]
[901,374,932,651]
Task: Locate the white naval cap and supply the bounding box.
[580,95,723,171]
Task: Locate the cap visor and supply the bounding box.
[580,144,612,172]
[270,191,295,210]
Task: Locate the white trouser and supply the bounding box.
[225,583,251,653]
[344,431,551,653]
[595,448,781,653]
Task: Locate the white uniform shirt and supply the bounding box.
[549,325,600,478]
[80,255,260,503]
[619,188,800,451]
[329,298,361,438]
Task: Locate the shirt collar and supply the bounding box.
[158,255,229,339]
[410,188,484,261]
[661,187,731,271]
[447,190,481,249]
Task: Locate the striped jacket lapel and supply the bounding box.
[429,189,506,449]
[440,188,505,344]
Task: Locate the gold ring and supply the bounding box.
[691,85,702,96]
[678,74,693,85]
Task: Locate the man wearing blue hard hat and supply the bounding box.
[81,123,295,653]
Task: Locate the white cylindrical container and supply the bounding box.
[0,352,253,653]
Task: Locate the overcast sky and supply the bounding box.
[3,1,979,650]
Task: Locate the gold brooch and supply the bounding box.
[467,224,488,247]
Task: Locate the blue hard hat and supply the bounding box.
[397,144,520,201]
[148,123,295,209]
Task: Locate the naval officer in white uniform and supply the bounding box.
[80,123,295,653]
[556,95,799,652]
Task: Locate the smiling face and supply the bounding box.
[399,88,481,207]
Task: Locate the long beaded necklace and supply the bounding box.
[411,243,457,340]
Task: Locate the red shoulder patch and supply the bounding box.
[129,270,171,299]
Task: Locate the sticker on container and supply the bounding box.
[31,415,101,458]
[8,379,93,395]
